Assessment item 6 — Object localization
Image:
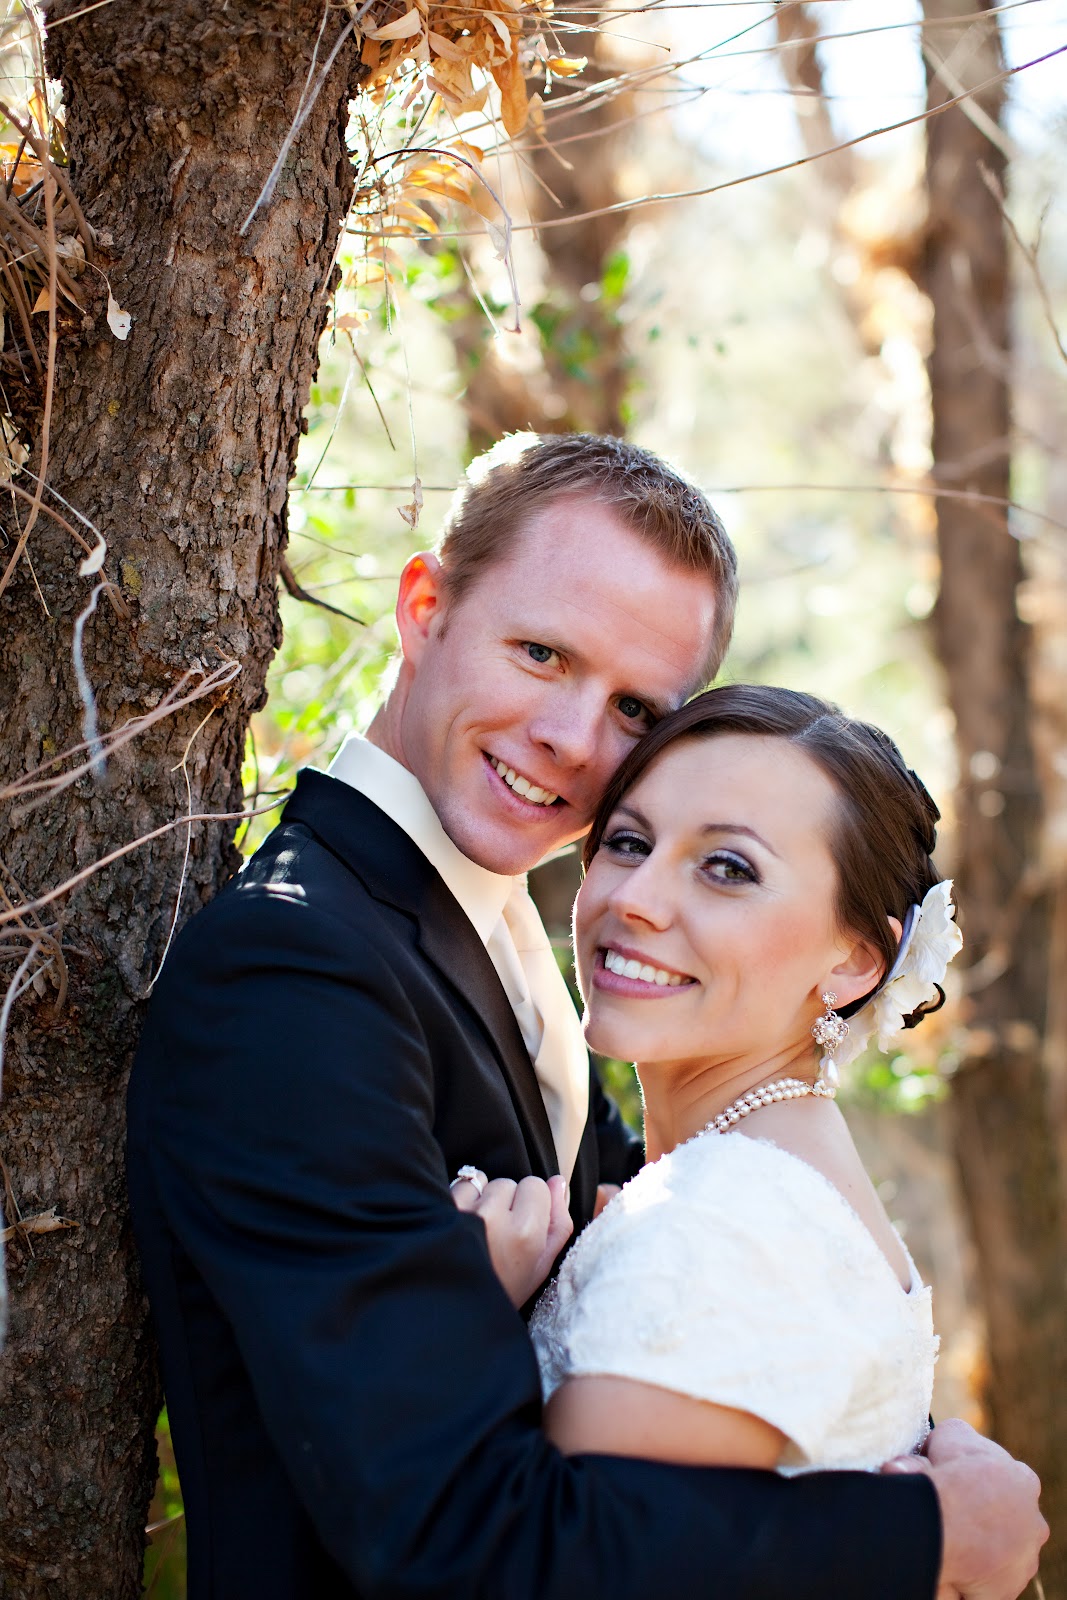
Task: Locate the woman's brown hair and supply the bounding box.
[583,684,947,1025]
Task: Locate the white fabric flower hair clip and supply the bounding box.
[835,879,964,1067]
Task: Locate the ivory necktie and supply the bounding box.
[486,876,590,1181]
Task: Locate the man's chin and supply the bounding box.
[444,810,578,876]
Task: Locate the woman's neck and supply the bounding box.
[639,1041,819,1163]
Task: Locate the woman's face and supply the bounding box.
[575,733,881,1071]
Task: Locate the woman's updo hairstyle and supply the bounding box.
[583,684,947,1027]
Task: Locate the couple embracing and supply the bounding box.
[127,433,1047,1599]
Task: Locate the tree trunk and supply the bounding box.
[0,5,362,1594]
[922,3,1067,1589]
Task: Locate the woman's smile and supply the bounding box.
[593,943,697,995]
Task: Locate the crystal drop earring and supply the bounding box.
[810,990,848,1097]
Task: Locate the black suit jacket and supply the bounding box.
[127,769,941,1600]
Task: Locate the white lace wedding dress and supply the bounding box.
[531,1132,938,1473]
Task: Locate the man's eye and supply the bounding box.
[704,851,758,885]
[525,642,557,665]
[617,696,651,724]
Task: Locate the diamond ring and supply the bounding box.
[450,1165,486,1198]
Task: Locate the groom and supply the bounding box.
[128,433,1045,1600]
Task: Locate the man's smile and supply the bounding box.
[485,752,563,809]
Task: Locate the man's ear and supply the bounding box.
[824,915,903,1010]
[395,552,445,665]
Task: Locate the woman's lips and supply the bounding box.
[591,945,697,997]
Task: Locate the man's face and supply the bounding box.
[394,496,720,875]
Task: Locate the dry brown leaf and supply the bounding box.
[466,180,501,223]
[409,174,476,208]
[390,198,440,233]
[0,1206,78,1245]
[426,29,469,62]
[398,476,424,528]
[492,50,528,137]
[107,291,132,340]
[485,218,508,259]
[367,8,422,41]
[484,11,516,50]
[335,309,370,333]
[546,55,586,77]
[361,37,382,70]
[349,259,387,285]
[32,286,53,314]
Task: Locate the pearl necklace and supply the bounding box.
[706,1074,835,1135]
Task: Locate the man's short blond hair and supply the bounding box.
[436,432,738,680]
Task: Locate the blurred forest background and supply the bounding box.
[0,0,1063,1595]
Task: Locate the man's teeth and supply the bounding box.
[603,949,688,987]
[490,757,558,806]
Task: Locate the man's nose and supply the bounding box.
[529,687,604,772]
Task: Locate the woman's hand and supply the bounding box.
[451,1170,573,1308]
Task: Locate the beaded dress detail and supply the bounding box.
[530,1132,937,1474]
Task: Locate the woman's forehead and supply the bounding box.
[630,732,840,835]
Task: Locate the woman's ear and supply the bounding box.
[824,915,903,1010]
[395,552,445,665]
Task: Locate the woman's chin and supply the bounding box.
[582,1014,630,1061]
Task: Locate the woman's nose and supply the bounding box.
[608,861,674,930]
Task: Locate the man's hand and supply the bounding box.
[451,1171,573,1307]
[883,1418,1047,1599]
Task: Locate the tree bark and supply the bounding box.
[0,5,363,1594]
[922,3,1067,1590]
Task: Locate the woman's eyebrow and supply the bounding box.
[612,802,651,828]
[699,823,779,859]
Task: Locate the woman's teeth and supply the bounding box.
[603,949,688,987]
[490,757,558,806]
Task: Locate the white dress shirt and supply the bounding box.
[329,735,590,1178]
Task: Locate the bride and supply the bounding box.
[456,684,962,1474]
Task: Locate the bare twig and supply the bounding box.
[4,660,242,813]
[0,935,44,1098]
[70,579,108,778]
[0,799,287,933]
[352,44,1067,243]
[979,163,1067,371]
[0,162,57,602]
[280,556,367,625]
[239,13,358,236]
[145,706,218,992]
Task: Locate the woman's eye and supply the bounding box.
[616,696,651,725]
[704,850,758,885]
[525,642,557,665]
[602,830,651,859]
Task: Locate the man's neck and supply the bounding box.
[363,699,406,766]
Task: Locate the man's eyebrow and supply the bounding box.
[640,693,677,722]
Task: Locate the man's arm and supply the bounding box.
[887,1421,1048,1600]
[135,884,945,1600]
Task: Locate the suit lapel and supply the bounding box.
[282,770,560,1178]
[415,910,559,1177]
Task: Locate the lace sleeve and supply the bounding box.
[532,1133,936,1472]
